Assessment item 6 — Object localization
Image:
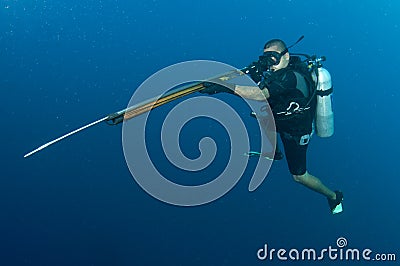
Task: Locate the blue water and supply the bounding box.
[1,0,399,265]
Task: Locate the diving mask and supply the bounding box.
[258,48,288,68]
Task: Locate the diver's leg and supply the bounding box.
[294,172,344,214]
[293,172,336,200]
[280,132,343,212]
[280,132,336,200]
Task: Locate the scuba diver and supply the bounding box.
[202,37,343,214]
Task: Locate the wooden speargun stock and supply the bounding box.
[24,68,246,158]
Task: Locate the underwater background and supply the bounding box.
[1,0,399,265]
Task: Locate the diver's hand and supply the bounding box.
[243,61,263,83]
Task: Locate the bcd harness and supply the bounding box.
[262,55,318,119]
[257,54,327,145]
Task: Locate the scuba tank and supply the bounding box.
[288,54,334,138]
[313,67,334,137]
[285,53,334,138]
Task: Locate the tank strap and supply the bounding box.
[316,87,333,97]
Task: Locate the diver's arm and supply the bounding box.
[234,85,269,101]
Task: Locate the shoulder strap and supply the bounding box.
[288,57,316,94]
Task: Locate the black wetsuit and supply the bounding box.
[261,64,316,175]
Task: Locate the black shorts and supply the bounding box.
[280,132,309,176]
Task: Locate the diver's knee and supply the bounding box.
[292,171,308,182]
